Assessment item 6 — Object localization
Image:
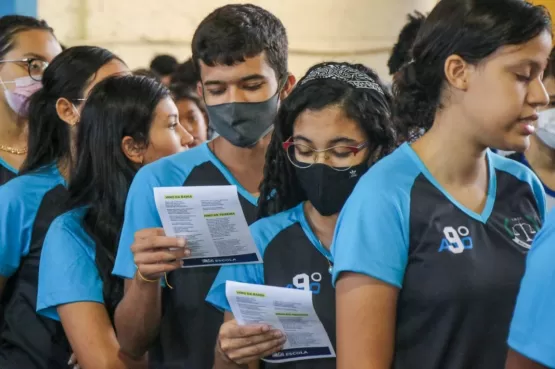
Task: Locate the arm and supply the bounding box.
[214,312,285,369]
[335,272,398,369]
[506,350,548,369]
[114,228,188,358]
[58,302,147,369]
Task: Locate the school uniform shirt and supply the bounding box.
[507,152,555,211]
[0,164,70,369]
[206,202,335,369]
[0,157,17,186]
[113,142,258,369]
[36,207,104,322]
[332,143,546,369]
[508,208,555,368]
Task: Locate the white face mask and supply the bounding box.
[536,108,555,149]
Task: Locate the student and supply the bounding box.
[36,75,192,369]
[112,4,295,368]
[332,1,551,369]
[206,62,397,369]
[507,47,555,212]
[0,46,128,369]
[0,15,61,185]
[170,82,208,147]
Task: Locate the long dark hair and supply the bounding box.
[67,75,170,318]
[20,46,122,174]
[258,62,396,218]
[393,0,552,140]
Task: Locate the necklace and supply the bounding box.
[317,239,334,274]
[0,144,27,155]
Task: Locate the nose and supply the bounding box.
[178,124,194,147]
[313,151,329,165]
[227,85,248,103]
[528,77,550,109]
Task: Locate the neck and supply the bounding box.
[0,103,26,148]
[525,135,555,170]
[303,202,338,250]
[412,109,487,186]
[211,134,270,172]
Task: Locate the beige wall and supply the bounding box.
[38,0,436,81]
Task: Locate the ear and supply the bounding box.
[280,73,297,100]
[444,55,471,91]
[121,136,145,165]
[55,98,79,126]
[197,81,204,98]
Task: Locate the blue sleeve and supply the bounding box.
[331,173,412,288]
[508,210,555,368]
[112,167,162,279]
[0,185,33,277]
[36,216,103,321]
[206,263,264,312]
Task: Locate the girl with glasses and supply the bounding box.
[0,46,128,369]
[206,61,397,369]
[0,15,61,185]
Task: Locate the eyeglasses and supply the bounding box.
[282,137,368,172]
[0,58,49,81]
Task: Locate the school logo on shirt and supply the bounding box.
[285,272,322,294]
[438,226,474,254]
[503,216,540,250]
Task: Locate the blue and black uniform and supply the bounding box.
[332,143,545,369]
[36,208,106,321]
[0,164,70,369]
[507,152,555,211]
[508,209,555,368]
[206,202,335,369]
[113,143,258,369]
[0,157,17,186]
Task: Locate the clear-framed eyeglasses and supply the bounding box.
[0,58,49,81]
[282,137,368,172]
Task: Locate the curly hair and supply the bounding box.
[258,62,397,218]
[387,11,426,76]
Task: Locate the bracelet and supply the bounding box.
[136,268,174,290]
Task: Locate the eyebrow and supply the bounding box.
[204,74,267,86]
[293,135,359,146]
[23,52,47,61]
[512,59,547,71]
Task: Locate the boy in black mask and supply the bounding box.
[112,4,295,368]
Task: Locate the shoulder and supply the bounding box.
[135,143,213,187]
[44,208,95,260]
[250,205,303,253]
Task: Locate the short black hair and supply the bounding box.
[387,11,426,76]
[133,67,161,81]
[171,58,198,86]
[393,0,552,139]
[149,54,178,76]
[169,82,206,116]
[0,15,54,59]
[192,4,288,81]
[258,62,396,218]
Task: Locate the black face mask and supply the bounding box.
[294,162,368,216]
[205,91,280,148]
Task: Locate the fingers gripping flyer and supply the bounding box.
[153,186,262,267]
[226,281,336,363]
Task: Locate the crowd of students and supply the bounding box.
[1,1,555,368]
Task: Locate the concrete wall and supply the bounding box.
[38,0,437,81]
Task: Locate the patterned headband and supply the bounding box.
[299,64,384,95]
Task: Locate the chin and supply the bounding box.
[495,136,530,153]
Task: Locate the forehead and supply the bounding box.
[293,106,361,134]
[198,52,276,82]
[6,29,61,62]
[488,30,552,69]
[153,96,178,119]
[175,98,201,113]
[83,60,130,96]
